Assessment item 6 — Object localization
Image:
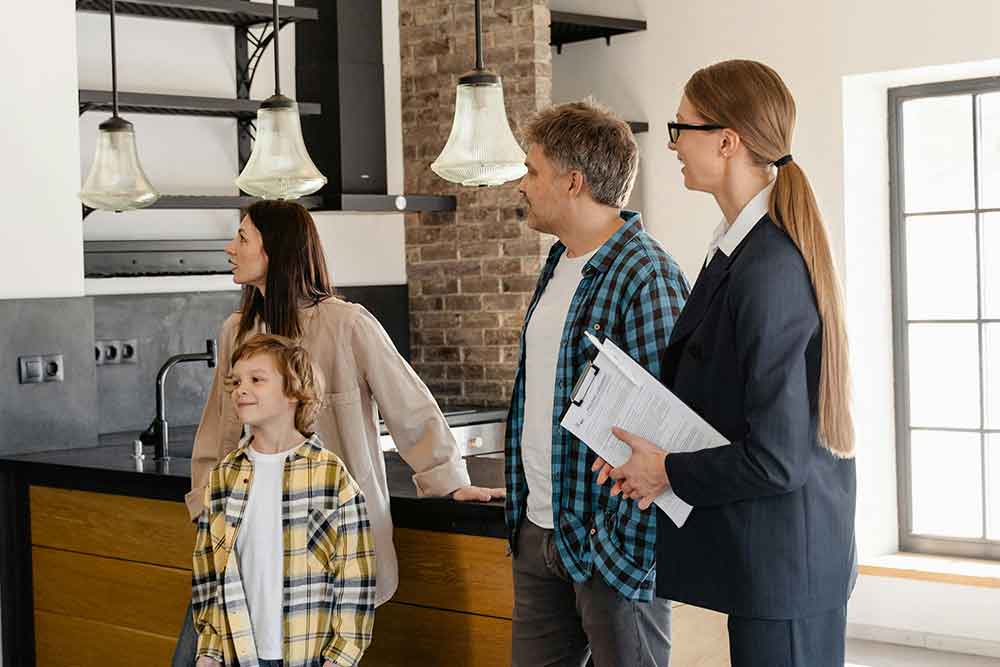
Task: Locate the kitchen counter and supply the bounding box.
[0,427,730,667]
[0,424,506,538]
[0,422,511,666]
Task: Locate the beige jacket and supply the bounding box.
[186,297,471,606]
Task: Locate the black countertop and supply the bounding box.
[0,426,506,538]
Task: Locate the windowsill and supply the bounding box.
[859,552,1000,589]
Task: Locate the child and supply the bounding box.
[192,334,375,667]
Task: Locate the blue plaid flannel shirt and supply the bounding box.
[504,211,690,601]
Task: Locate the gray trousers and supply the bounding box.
[172,599,197,667]
[512,520,672,667]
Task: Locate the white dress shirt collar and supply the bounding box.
[706,181,774,265]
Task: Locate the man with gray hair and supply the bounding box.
[504,100,689,666]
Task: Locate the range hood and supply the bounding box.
[296,0,454,213]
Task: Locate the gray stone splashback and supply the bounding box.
[94,286,409,433]
[0,287,410,449]
[94,292,240,434]
[0,297,99,455]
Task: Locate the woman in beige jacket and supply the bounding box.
[173,200,503,666]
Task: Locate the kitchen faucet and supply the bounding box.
[137,339,217,461]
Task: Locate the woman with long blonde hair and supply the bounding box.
[594,60,857,665]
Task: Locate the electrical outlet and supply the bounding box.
[19,354,63,383]
[41,354,64,382]
[120,338,138,364]
[101,340,121,365]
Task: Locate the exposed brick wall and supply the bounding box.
[399,0,552,408]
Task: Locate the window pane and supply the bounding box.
[984,324,1000,429]
[987,435,1000,540]
[902,95,975,213]
[905,214,978,320]
[908,324,981,428]
[983,213,1000,319]
[979,92,1000,210]
[911,430,983,538]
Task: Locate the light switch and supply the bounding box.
[18,356,43,384]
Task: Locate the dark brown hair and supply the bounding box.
[230,334,325,433]
[524,99,639,208]
[236,200,334,343]
[685,59,854,458]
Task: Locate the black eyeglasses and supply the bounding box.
[667,122,724,143]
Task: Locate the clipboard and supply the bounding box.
[570,361,601,407]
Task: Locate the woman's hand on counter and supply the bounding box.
[451,485,506,502]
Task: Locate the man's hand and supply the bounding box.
[323,660,336,667]
[452,485,506,502]
[195,657,221,667]
[590,427,670,510]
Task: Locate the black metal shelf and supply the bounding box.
[79,90,321,119]
[550,11,646,52]
[627,121,649,134]
[75,0,318,27]
[82,194,456,218]
[151,195,322,210]
[321,194,457,213]
[147,194,456,213]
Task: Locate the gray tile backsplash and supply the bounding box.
[0,298,99,455]
[1,287,406,452]
[94,292,240,433]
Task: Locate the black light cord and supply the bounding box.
[272,0,281,95]
[110,0,119,117]
[474,0,484,71]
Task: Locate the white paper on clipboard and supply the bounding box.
[561,332,728,527]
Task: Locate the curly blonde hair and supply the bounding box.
[229,334,325,433]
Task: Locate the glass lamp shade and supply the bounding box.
[431,77,527,187]
[79,117,159,211]
[235,95,327,200]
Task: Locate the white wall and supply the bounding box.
[0,0,84,299]
[551,0,1000,648]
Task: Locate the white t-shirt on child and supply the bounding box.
[236,444,296,660]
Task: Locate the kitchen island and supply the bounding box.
[0,431,728,666]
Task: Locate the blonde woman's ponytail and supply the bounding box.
[686,60,855,458]
[771,161,854,457]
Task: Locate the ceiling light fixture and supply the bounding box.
[235,0,327,200]
[79,0,159,212]
[431,0,527,187]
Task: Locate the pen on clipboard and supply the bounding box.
[583,331,637,385]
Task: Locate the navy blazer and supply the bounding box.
[655,215,856,620]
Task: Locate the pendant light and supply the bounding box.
[79,0,159,212]
[431,0,527,187]
[235,0,326,200]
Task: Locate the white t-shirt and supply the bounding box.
[522,248,596,529]
[236,445,295,660]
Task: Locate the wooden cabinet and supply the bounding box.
[28,486,729,666]
[30,486,194,666]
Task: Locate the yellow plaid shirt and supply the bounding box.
[192,434,375,667]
